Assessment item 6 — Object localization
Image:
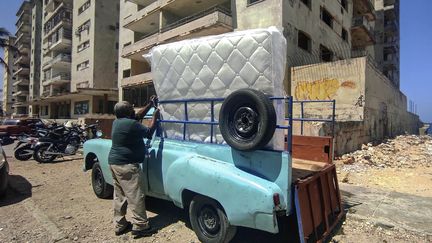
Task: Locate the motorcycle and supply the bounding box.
[33,124,102,163]
[14,129,51,161]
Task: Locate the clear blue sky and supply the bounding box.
[1,0,431,122]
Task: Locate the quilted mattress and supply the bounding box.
[149,27,287,150]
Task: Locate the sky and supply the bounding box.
[0,0,431,122]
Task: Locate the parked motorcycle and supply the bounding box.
[33,123,102,163]
[13,129,52,161]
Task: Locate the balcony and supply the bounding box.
[15,21,31,36]
[121,72,153,87]
[18,43,31,54]
[42,72,71,86]
[384,0,396,7]
[13,54,30,65]
[353,0,375,21]
[13,90,30,97]
[13,78,30,87]
[123,1,160,33]
[42,53,71,70]
[14,33,30,46]
[384,19,398,33]
[44,31,72,53]
[384,5,398,20]
[127,0,157,6]
[122,6,233,60]
[384,45,398,54]
[351,16,375,47]
[13,66,30,76]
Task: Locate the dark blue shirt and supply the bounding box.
[108,118,150,165]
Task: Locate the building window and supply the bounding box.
[320,45,333,62]
[320,8,333,28]
[123,85,156,107]
[300,0,311,9]
[77,40,90,52]
[123,42,131,47]
[247,0,264,6]
[115,42,119,50]
[74,101,89,115]
[123,69,131,78]
[297,30,311,52]
[77,60,90,71]
[342,28,348,41]
[76,20,91,36]
[115,62,118,73]
[78,0,91,15]
[341,0,348,10]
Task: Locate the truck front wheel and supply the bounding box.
[91,162,113,199]
[189,195,237,243]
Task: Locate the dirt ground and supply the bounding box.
[0,136,431,243]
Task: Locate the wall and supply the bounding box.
[291,57,421,155]
[93,0,119,90]
[234,0,283,30]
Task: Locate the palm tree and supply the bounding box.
[0,27,19,74]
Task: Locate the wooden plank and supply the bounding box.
[291,135,333,163]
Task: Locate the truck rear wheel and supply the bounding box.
[219,88,276,151]
[189,195,237,243]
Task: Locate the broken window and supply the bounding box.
[321,8,333,28]
[300,0,311,9]
[123,84,156,107]
[297,30,311,52]
[341,0,348,10]
[320,45,333,62]
[248,0,263,6]
[342,28,348,41]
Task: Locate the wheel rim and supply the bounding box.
[229,105,258,141]
[93,167,103,193]
[38,146,52,160]
[197,205,220,238]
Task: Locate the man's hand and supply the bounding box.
[149,95,158,107]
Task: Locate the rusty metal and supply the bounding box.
[294,164,344,243]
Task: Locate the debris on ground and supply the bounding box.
[336,135,432,172]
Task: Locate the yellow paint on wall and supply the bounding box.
[295,78,340,100]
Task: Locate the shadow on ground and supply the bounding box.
[0,175,32,207]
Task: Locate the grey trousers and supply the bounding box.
[110,163,149,231]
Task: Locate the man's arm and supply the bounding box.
[136,108,160,139]
[134,95,157,120]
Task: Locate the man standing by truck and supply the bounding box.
[108,97,159,238]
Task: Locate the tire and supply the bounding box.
[0,166,8,197]
[219,88,276,151]
[33,144,57,163]
[14,145,33,161]
[189,195,237,243]
[92,162,113,199]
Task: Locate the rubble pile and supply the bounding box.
[338,135,432,170]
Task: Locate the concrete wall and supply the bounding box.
[93,0,119,90]
[291,57,421,155]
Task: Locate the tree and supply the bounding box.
[0,27,19,74]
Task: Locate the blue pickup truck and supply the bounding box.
[83,89,343,243]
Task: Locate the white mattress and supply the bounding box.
[149,27,287,150]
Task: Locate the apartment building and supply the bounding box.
[117,0,355,104]
[374,0,400,87]
[29,0,43,116]
[39,0,73,118]
[13,1,33,116]
[70,0,119,118]
[2,36,17,116]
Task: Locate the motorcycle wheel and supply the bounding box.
[14,145,34,161]
[34,144,57,163]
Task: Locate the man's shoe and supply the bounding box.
[115,222,132,236]
[131,227,156,238]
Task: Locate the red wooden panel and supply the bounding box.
[289,135,333,163]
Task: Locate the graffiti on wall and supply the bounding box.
[294,78,357,100]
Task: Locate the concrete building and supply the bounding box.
[2,36,17,116]
[29,0,43,117]
[374,0,400,87]
[13,1,33,116]
[70,0,119,118]
[39,0,74,118]
[118,0,233,106]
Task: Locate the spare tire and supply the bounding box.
[219,89,276,151]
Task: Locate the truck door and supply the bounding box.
[146,138,166,197]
